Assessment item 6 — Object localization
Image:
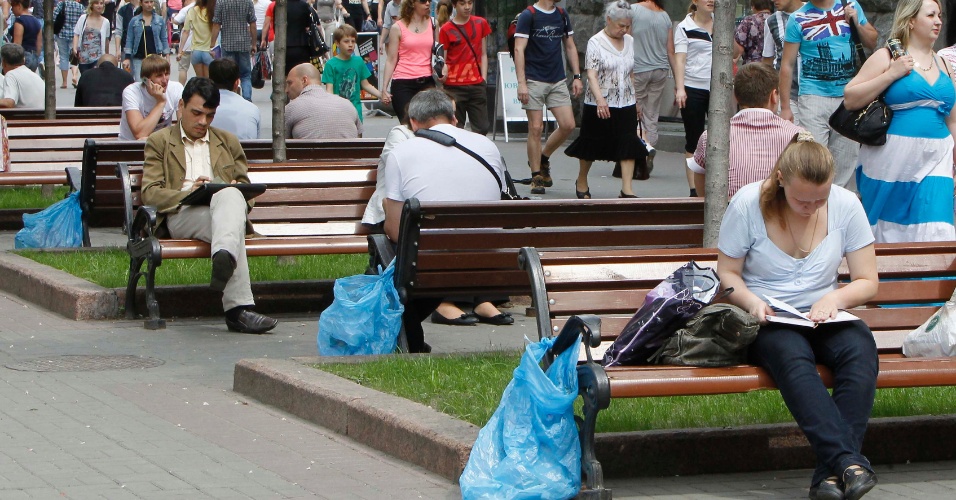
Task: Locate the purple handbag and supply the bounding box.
[602,261,721,367]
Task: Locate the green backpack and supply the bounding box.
[650,303,759,367]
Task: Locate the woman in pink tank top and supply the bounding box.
[380,0,436,123]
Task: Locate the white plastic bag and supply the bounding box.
[903,301,956,357]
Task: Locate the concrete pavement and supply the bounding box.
[0,83,949,499]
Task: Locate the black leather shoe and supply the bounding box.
[475,312,514,325]
[226,310,278,334]
[809,476,843,500]
[430,311,478,326]
[211,250,236,292]
[843,466,877,500]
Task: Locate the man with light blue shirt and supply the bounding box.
[778,0,876,189]
[209,59,261,140]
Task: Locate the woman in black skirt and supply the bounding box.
[565,0,646,198]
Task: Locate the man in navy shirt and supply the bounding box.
[513,0,582,194]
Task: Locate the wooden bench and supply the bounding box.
[517,243,956,497]
[1,119,120,186]
[0,171,81,229]
[78,138,385,245]
[0,107,122,120]
[365,198,705,350]
[118,160,379,329]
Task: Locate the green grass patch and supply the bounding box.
[318,352,956,432]
[15,248,368,288]
[0,186,72,210]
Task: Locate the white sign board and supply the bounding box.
[495,52,554,142]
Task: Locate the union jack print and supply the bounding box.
[795,4,850,42]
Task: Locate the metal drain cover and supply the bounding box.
[5,355,165,372]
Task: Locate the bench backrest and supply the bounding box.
[389,198,705,301]
[0,107,122,120]
[81,138,385,230]
[120,161,378,241]
[520,243,956,354]
[6,119,120,139]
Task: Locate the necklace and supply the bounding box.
[914,53,935,72]
[787,209,820,254]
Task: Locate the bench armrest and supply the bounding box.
[547,314,602,368]
[130,205,159,242]
[367,233,396,275]
[65,167,81,192]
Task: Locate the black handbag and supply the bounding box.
[829,97,893,146]
[307,7,330,58]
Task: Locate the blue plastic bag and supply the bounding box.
[15,191,83,249]
[459,336,582,500]
[317,261,404,356]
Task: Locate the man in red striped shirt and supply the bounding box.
[688,62,805,198]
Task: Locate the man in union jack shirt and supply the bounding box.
[778,0,876,190]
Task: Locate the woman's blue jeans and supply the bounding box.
[748,320,878,486]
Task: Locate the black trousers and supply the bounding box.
[390,76,435,124]
[443,83,490,135]
[679,86,710,154]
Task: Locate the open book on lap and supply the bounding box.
[179,183,267,206]
[764,295,860,328]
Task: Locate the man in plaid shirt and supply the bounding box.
[53,0,85,89]
[210,0,257,100]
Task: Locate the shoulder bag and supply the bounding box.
[307,6,330,58]
[828,47,893,146]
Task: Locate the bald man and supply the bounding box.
[284,63,362,139]
[75,53,135,107]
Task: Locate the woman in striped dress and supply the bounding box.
[845,0,956,243]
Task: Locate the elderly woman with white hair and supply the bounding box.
[565,0,646,199]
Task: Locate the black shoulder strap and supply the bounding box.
[838,0,867,66]
[452,20,481,67]
[414,128,502,191]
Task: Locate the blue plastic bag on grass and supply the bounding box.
[459,336,582,500]
[15,191,83,249]
[317,261,404,355]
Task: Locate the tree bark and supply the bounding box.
[272,0,288,161]
[43,0,56,118]
[702,0,735,247]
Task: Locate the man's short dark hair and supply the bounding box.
[407,89,455,124]
[734,63,778,109]
[182,77,221,109]
[1,43,25,66]
[209,59,240,90]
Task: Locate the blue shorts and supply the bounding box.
[191,50,214,65]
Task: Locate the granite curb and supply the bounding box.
[0,251,119,320]
[235,356,956,483]
[233,356,479,482]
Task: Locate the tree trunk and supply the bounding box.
[43,0,56,118]
[272,0,288,161]
[702,0,735,247]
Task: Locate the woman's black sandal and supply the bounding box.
[808,476,842,500]
[843,465,877,500]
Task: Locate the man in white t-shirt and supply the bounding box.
[119,54,186,140]
[383,89,506,353]
[0,44,44,108]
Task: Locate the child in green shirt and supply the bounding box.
[322,24,382,121]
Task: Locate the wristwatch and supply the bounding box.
[572,74,582,80]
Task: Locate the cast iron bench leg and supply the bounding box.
[577,363,612,499]
[143,255,165,330]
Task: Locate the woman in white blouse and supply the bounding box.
[716,134,880,500]
[564,0,645,198]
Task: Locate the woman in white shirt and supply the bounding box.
[716,134,880,500]
[673,0,713,197]
[564,1,645,199]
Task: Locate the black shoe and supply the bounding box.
[809,477,843,500]
[211,250,236,292]
[226,310,278,334]
[475,312,514,325]
[538,166,553,187]
[430,310,479,326]
[843,466,877,500]
[619,191,638,198]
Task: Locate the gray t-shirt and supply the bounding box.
[382,0,401,30]
[717,182,874,311]
[631,3,671,73]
